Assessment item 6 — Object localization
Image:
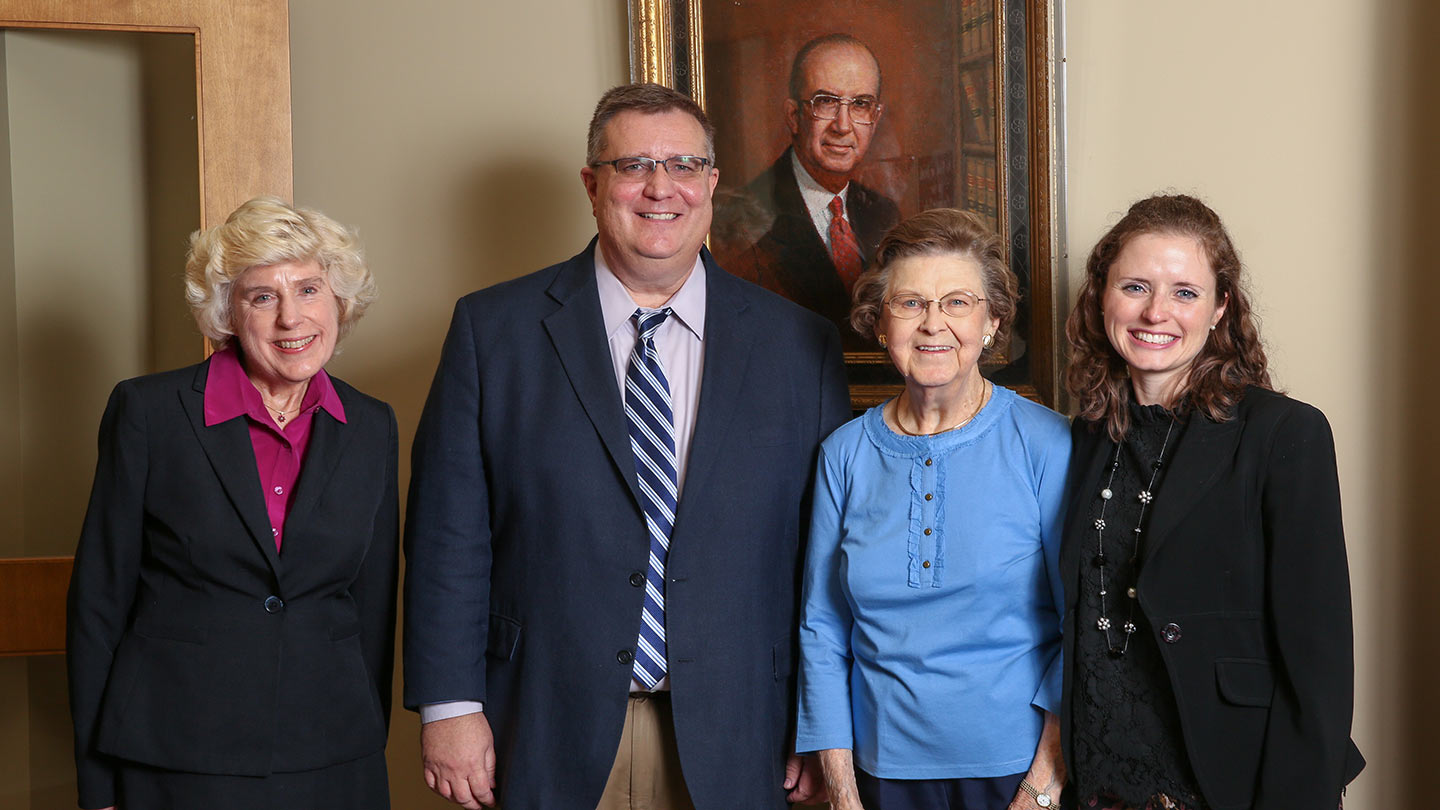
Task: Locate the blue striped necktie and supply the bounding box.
[625,307,676,689]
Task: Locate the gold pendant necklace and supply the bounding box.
[893,380,991,437]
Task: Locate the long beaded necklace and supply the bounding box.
[1092,417,1175,657]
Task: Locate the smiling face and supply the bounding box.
[581,109,719,294]
[231,260,339,397]
[786,43,881,194]
[881,252,999,401]
[1102,232,1228,406]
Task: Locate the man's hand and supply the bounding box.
[421,712,497,808]
[783,752,830,805]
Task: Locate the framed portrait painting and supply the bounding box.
[629,0,1060,409]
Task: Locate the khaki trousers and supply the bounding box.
[595,693,695,810]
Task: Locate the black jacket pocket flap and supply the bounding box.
[1214,657,1274,707]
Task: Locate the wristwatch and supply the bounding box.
[1019,779,1054,808]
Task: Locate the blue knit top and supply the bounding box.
[796,385,1071,778]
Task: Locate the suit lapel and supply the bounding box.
[281,403,354,560]
[179,363,282,575]
[771,149,831,262]
[542,247,642,507]
[674,254,756,530]
[847,185,886,262]
[1142,413,1242,563]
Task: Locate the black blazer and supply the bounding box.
[402,243,852,810]
[724,148,900,349]
[1059,387,1363,810]
[67,360,399,810]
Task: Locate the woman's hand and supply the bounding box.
[783,753,828,804]
[818,748,866,810]
[1008,710,1065,810]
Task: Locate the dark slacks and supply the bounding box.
[115,748,389,810]
[856,767,1025,810]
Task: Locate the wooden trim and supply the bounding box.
[0,557,72,656]
[1028,0,1058,406]
[1,0,294,229]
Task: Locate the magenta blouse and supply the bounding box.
[202,346,346,550]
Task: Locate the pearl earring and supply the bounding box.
[878,334,888,347]
[982,334,993,348]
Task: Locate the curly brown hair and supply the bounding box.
[1065,193,1272,440]
[850,208,1018,361]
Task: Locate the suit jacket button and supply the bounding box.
[1161,622,1182,643]
[629,572,645,588]
[264,595,284,614]
[616,649,634,665]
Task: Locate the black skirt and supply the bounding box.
[114,749,389,810]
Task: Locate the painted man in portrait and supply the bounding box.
[718,33,901,350]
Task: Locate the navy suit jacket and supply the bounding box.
[1059,387,1363,810]
[402,242,851,810]
[721,148,900,350]
[67,360,399,810]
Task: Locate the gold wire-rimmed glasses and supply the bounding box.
[885,291,987,319]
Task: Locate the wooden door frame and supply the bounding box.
[0,0,292,656]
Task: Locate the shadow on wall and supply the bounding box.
[26,657,70,810]
[20,299,112,557]
[452,155,595,291]
[16,300,112,809]
[1399,0,1440,801]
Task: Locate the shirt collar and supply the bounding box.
[791,148,849,215]
[594,245,707,341]
[203,345,346,427]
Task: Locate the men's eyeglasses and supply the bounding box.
[801,93,882,125]
[886,291,987,319]
[590,155,712,182]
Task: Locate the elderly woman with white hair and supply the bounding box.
[67,197,398,810]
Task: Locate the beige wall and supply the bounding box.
[7,29,150,558]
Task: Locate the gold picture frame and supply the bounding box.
[628,0,1060,409]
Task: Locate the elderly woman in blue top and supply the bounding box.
[798,208,1070,810]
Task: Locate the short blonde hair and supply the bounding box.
[850,208,1018,360]
[185,196,375,349]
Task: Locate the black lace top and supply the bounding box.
[1071,403,1206,809]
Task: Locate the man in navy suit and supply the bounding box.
[719,34,900,350]
[403,83,851,810]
